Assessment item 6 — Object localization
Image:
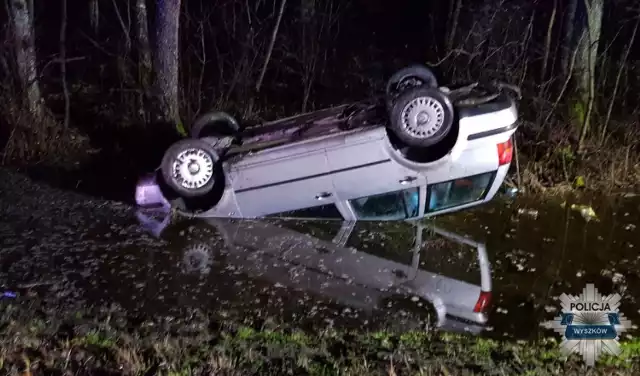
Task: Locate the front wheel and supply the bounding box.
[388,86,455,148]
[160,139,221,198]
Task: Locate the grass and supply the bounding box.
[1,301,639,375]
[513,131,640,197]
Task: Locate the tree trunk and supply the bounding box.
[60,0,70,129]
[110,0,133,87]
[136,0,152,119]
[299,0,315,112]
[573,0,603,148]
[8,0,43,118]
[560,0,578,78]
[154,0,182,131]
[300,0,315,23]
[540,0,557,83]
[89,0,99,34]
[445,0,462,52]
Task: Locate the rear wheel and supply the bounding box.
[160,139,220,198]
[385,65,439,111]
[388,86,454,148]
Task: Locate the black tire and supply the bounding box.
[388,86,454,148]
[385,65,439,110]
[190,111,240,138]
[165,219,230,276]
[160,139,220,198]
[181,242,215,275]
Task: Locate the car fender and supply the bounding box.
[448,130,468,162]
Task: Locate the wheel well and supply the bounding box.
[385,115,459,164]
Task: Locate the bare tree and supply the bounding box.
[8,0,43,118]
[136,0,153,118]
[300,0,315,23]
[110,0,133,85]
[256,0,287,94]
[243,0,286,118]
[574,0,604,151]
[60,0,70,129]
[561,0,578,78]
[154,0,183,131]
[89,0,99,34]
[299,0,316,112]
[540,0,557,83]
[446,0,462,52]
[297,0,342,112]
[600,13,639,144]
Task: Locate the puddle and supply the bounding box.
[1,174,639,341]
[434,195,640,340]
[0,212,487,334]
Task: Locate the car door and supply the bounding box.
[326,135,426,208]
[337,176,426,222]
[342,185,426,221]
[229,146,338,218]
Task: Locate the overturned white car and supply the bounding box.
[136,65,520,221]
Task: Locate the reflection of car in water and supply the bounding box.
[137,209,492,333]
[136,65,520,221]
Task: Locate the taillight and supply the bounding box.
[473,291,492,313]
[497,138,513,166]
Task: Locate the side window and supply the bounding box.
[427,172,495,212]
[349,187,420,220]
[270,204,343,219]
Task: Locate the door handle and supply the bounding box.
[315,192,332,200]
[399,176,417,185]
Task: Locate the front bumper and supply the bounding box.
[135,173,170,209]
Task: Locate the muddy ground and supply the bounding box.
[1,167,640,375]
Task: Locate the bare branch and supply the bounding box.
[601,15,640,144]
[256,0,287,93]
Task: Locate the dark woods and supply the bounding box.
[0,0,639,191]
